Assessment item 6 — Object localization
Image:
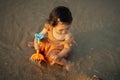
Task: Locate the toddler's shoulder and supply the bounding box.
[44,23,52,31]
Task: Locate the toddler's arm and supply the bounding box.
[34,23,49,50]
[56,33,75,59]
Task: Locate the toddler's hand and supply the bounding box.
[50,54,60,65]
[34,43,40,50]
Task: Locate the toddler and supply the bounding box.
[30,6,75,70]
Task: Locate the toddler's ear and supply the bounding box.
[57,18,63,24]
[57,18,60,22]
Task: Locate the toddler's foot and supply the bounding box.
[63,62,72,71]
[28,42,34,48]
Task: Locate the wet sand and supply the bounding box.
[0,0,120,80]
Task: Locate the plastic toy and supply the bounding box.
[30,33,44,62]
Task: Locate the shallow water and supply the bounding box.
[0,0,120,80]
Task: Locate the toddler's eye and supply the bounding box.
[59,29,63,32]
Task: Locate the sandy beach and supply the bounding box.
[0,0,120,80]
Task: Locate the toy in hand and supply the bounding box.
[35,33,44,42]
[30,33,44,62]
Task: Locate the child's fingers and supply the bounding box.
[34,44,40,50]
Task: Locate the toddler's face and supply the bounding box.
[54,23,70,35]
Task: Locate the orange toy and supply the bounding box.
[30,33,45,62]
[30,49,44,62]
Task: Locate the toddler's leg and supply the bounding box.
[53,58,71,71]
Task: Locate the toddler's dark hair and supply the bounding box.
[48,6,73,27]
